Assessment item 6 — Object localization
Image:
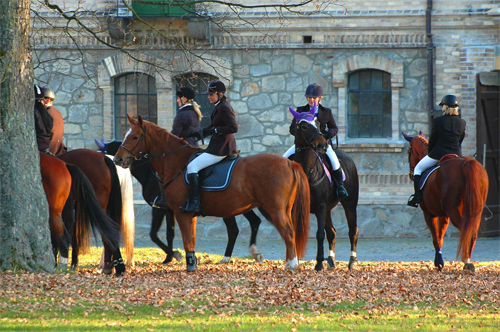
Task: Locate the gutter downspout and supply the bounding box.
[426,0,434,132]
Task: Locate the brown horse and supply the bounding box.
[114,114,310,272]
[403,132,489,272]
[57,149,133,275]
[39,153,120,267]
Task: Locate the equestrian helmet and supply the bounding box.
[207,80,226,94]
[305,83,323,98]
[439,95,459,107]
[176,87,195,100]
[42,87,55,101]
[34,84,44,100]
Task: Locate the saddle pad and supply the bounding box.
[419,165,440,190]
[184,157,240,191]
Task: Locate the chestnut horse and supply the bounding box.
[403,132,489,272]
[289,105,360,271]
[114,114,310,272]
[39,153,120,267]
[96,137,263,265]
[58,149,133,275]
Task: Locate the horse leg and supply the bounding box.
[314,206,327,271]
[245,210,263,263]
[219,217,239,264]
[267,210,298,272]
[70,228,79,270]
[342,200,359,270]
[176,214,198,272]
[112,247,126,277]
[164,208,182,263]
[463,229,477,273]
[324,212,337,269]
[424,211,448,270]
[102,245,114,275]
[149,208,171,263]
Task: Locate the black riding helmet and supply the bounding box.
[176,87,195,100]
[42,87,55,101]
[439,95,459,107]
[305,83,323,98]
[34,84,44,100]
[206,80,226,94]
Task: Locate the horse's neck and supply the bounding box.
[295,148,322,175]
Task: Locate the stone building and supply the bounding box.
[32,0,499,239]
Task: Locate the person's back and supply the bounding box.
[34,85,53,153]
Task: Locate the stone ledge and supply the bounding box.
[339,142,406,153]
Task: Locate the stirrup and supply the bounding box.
[180,199,200,213]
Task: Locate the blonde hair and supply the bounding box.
[189,100,202,120]
[442,105,459,116]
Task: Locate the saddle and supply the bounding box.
[419,154,458,190]
[184,151,241,191]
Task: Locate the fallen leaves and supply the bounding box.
[0,259,499,320]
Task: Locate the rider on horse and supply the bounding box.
[42,86,66,155]
[182,80,238,213]
[283,83,348,199]
[34,84,54,154]
[407,95,466,207]
[153,87,202,210]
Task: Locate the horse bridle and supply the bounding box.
[295,120,324,153]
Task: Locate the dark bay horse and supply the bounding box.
[289,105,360,271]
[57,149,132,275]
[114,114,310,272]
[39,153,120,267]
[403,132,489,272]
[95,138,263,264]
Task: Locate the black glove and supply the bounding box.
[321,131,330,139]
[186,131,201,140]
[204,127,216,136]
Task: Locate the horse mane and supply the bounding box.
[141,119,188,148]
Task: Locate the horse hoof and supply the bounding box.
[348,256,357,270]
[314,262,324,271]
[217,256,231,264]
[186,252,198,272]
[254,253,264,264]
[464,263,475,273]
[102,267,113,275]
[327,256,336,270]
[172,251,182,261]
[162,256,173,265]
[284,257,299,272]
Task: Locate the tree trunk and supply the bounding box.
[0,0,54,272]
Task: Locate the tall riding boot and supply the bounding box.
[407,175,423,207]
[152,180,169,210]
[332,168,349,200]
[180,173,201,213]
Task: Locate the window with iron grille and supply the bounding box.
[114,73,157,139]
[347,69,392,138]
[174,73,217,130]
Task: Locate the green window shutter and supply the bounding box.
[132,0,189,17]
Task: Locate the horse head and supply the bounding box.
[402,131,428,180]
[114,114,147,168]
[289,103,327,154]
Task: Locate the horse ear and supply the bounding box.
[94,138,104,149]
[137,114,143,126]
[402,131,413,142]
[101,137,107,145]
[289,106,300,120]
[126,113,135,124]
[310,102,317,116]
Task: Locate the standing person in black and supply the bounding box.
[153,87,202,209]
[407,95,466,207]
[181,80,238,213]
[33,84,54,154]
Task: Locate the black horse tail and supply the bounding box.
[457,158,489,261]
[104,156,123,231]
[66,164,121,253]
[289,160,311,258]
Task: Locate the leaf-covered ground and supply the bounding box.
[0,248,499,331]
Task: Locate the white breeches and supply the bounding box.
[283,144,341,170]
[187,152,225,174]
[414,155,438,176]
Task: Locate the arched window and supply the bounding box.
[114,73,157,139]
[347,69,391,138]
[174,72,217,129]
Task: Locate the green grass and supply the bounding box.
[0,248,498,331]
